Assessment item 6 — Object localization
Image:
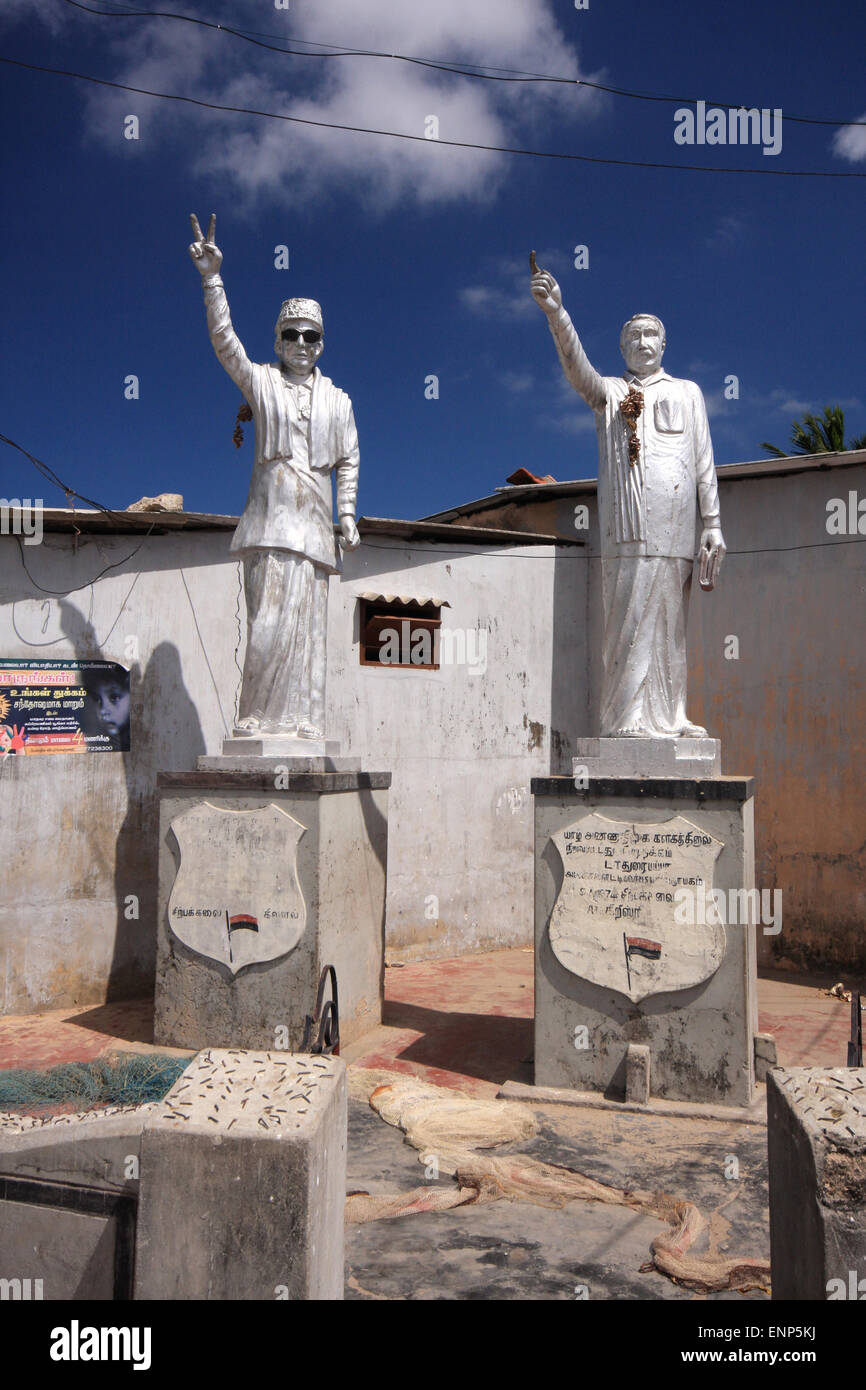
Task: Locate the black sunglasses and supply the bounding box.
[281,328,322,344]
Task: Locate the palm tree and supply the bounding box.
[762,406,866,457]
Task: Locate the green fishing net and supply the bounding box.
[0,1052,191,1115]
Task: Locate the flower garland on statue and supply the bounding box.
[619,385,644,466]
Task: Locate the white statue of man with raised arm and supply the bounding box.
[188,213,360,743]
[530,254,726,739]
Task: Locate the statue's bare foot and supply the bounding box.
[679,722,708,737]
[611,724,645,737]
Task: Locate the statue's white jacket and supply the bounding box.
[203,276,359,573]
[548,307,719,561]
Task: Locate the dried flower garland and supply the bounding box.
[233,400,253,449]
[619,385,644,466]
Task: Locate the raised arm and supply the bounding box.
[530,252,606,412]
[188,213,254,396]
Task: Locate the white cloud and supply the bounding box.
[66,0,602,209]
[831,115,866,163]
[705,213,746,251]
[548,410,597,436]
[500,370,536,394]
[460,283,535,319]
[0,0,68,32]
[460,249,571,320]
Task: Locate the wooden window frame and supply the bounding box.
[359,599,443,670]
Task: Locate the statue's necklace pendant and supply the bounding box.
[620,386,644,467]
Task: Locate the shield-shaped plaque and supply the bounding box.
[548,812,725,1003]
[167,802,306,975]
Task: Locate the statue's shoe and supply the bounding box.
[233,716,262,735]
[679,722,708,737]
[296,722,324,741]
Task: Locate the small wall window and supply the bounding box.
[360,599,442,669]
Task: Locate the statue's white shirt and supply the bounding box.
[548,308,719,560]
[202,276,359,572]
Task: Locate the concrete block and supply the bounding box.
[533,776,757,1106]
[134,1050,346,1301]
[206,749,361,770]
[155,769,389,1050]
[767,1066,866,1300]
[625,1044,651,1104]
[573,737,721,779]
[0,1050,348,1302]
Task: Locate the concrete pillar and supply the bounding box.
[625,1044,651,1104]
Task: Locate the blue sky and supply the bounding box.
[1,0,863,524]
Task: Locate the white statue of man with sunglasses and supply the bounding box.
[188,213,360,744]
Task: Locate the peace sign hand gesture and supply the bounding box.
[188,213,222,277]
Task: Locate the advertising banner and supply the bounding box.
[0,660,131,755]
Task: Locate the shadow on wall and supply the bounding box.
[59,602,206,1003]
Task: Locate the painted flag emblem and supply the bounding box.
[625,936,662,960]
[227,911,259,965]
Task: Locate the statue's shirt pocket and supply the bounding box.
[654,397,686,433]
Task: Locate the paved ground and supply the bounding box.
[0,950,860,1301]
[345,1097,771,1300]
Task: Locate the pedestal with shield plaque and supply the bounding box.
[154,759,389,1052]
[532,756,758,1107]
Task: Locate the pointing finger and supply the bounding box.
[190,213,204,241]
[207,213,216,243]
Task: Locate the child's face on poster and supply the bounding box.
[95,683,130,737]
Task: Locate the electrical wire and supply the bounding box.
[56,0,866,129]
[0,430,131,525]
[1,55,862,178]
[0,432,159,589]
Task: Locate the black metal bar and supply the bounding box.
[301,965,340,1056]
[847,992,863,1067]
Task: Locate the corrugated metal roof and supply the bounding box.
[358,591,450,608]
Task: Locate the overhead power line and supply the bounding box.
[0,430,129,524]
[1,55,863,178]
[58,0,866,129]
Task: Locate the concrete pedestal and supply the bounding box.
[533,775,758,1107]
[767,1067,866,1301]
[155,763,389,1052]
